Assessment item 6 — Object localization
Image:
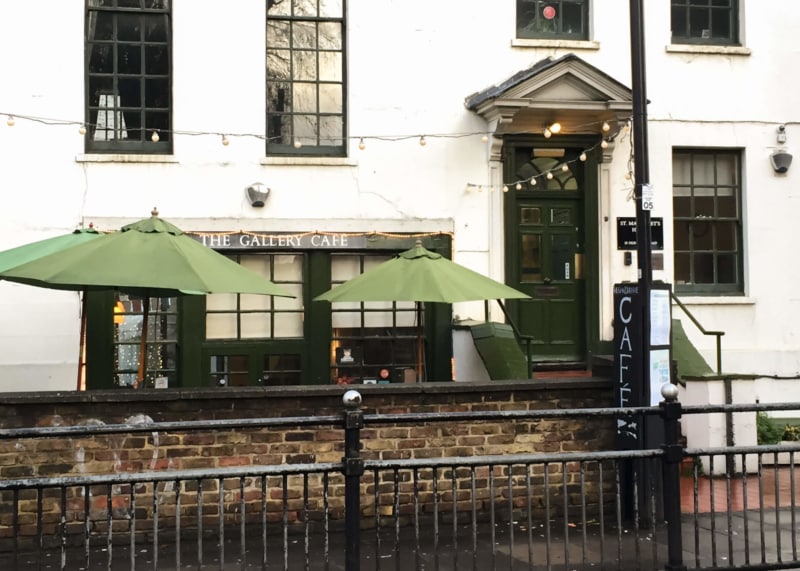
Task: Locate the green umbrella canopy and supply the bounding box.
[314,241,530,303]
[0,226,102,273]
[0,209,294,298]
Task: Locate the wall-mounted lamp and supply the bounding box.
[770,150,793,174]
[246,182,270,207]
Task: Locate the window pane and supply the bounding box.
[521,234,541,282]
[693,253,715,283]
[319,84,342,113]
[673,220,691,250]
[274,313,303,337]
[320,115,343,145]
[207,314,238,339]
[241,314,270,338]
[319,0,343,19]
[715,154,738,185]
[293,51,318,80]
[293,21,317,49]
[717,254,737,283]
[293,83,317,113]
[267,21,291,48]
[319,51,342,81]
[521,207,541,224]
[675,253,690,284]
[319,22,342,49]
[207,293,237,311]
[673,195,692,217]
[293,0,317,17]
[715,221,737,251]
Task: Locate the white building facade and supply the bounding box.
[0,0,798,393]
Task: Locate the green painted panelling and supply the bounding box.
[470,322,529,380]
[672,318,714,378]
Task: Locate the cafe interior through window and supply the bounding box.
[329,253,419,385]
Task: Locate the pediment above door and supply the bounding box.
[465,53,633,158]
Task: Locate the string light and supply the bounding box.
[1,110,628,150]
[358,137,365,150]
[221,134,230,146]
[561,164,569,172]
[79,125,86,135]
[151,131,160,143]
[502,185,509,192]
[419,135,427,147]
[530,177,537,186]
[579,152,587,161]
[543,127,552,138]
[601,139,608,149]
[546,172,554,180]
[515,182,522,190]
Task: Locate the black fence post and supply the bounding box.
[659,383,686,571]
[342,390,364,571]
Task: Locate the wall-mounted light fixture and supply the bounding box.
[245,182,270,207]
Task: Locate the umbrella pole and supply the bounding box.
[416,302,425,382]
[136,294,150,389]
[76,290,87,391]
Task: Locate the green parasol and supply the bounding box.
[0,209,294,385]
[314,241,530,380]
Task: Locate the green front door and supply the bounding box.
[505,141,593,367]
[514,198,585,362]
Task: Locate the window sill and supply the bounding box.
[672,295,755,306]
[75,154,179,164]
[666,44,751,56]
[260,157,358,167]
[511,38,599,50]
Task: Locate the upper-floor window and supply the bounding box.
[516,1,589,40]
[671,0,739,45]
[672,149,743,295]
[85,0,172,154]
[266,0,346,156]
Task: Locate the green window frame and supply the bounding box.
[672,149,743,295]
[85,0,172,154]
[516,1,589,41]
[266,0,346,156]
[671,0,739,46]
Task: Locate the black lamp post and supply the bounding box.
[629,0,653,408]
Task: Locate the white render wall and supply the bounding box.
[0,0,798,390]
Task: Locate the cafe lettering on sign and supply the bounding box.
[190,232,369,250]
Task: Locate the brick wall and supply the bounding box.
[0,379,615,546]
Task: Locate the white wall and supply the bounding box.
[1,1,799,390]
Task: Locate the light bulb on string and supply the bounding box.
[293,140,302,149]
[6,116,15,127]
[515,182,522,190]
[546,171,554,180]
[419,135,427,147]
[530,177,537,186]
[579,152,587,162]
[502,185,509,193]
[151,130,160,143]
[481,134,488,143]
[477,185,483,192]
[79,125,87,136]
[358,137,366,150]
[600,139,608,149]
[561,164,569,172]
[543,127,552,138]
[602,121,610,132]
[549,122,562,134]
[221,134,230,146]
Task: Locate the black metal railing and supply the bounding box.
[1,390,799,570]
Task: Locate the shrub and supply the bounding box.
[756,412,784,444]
